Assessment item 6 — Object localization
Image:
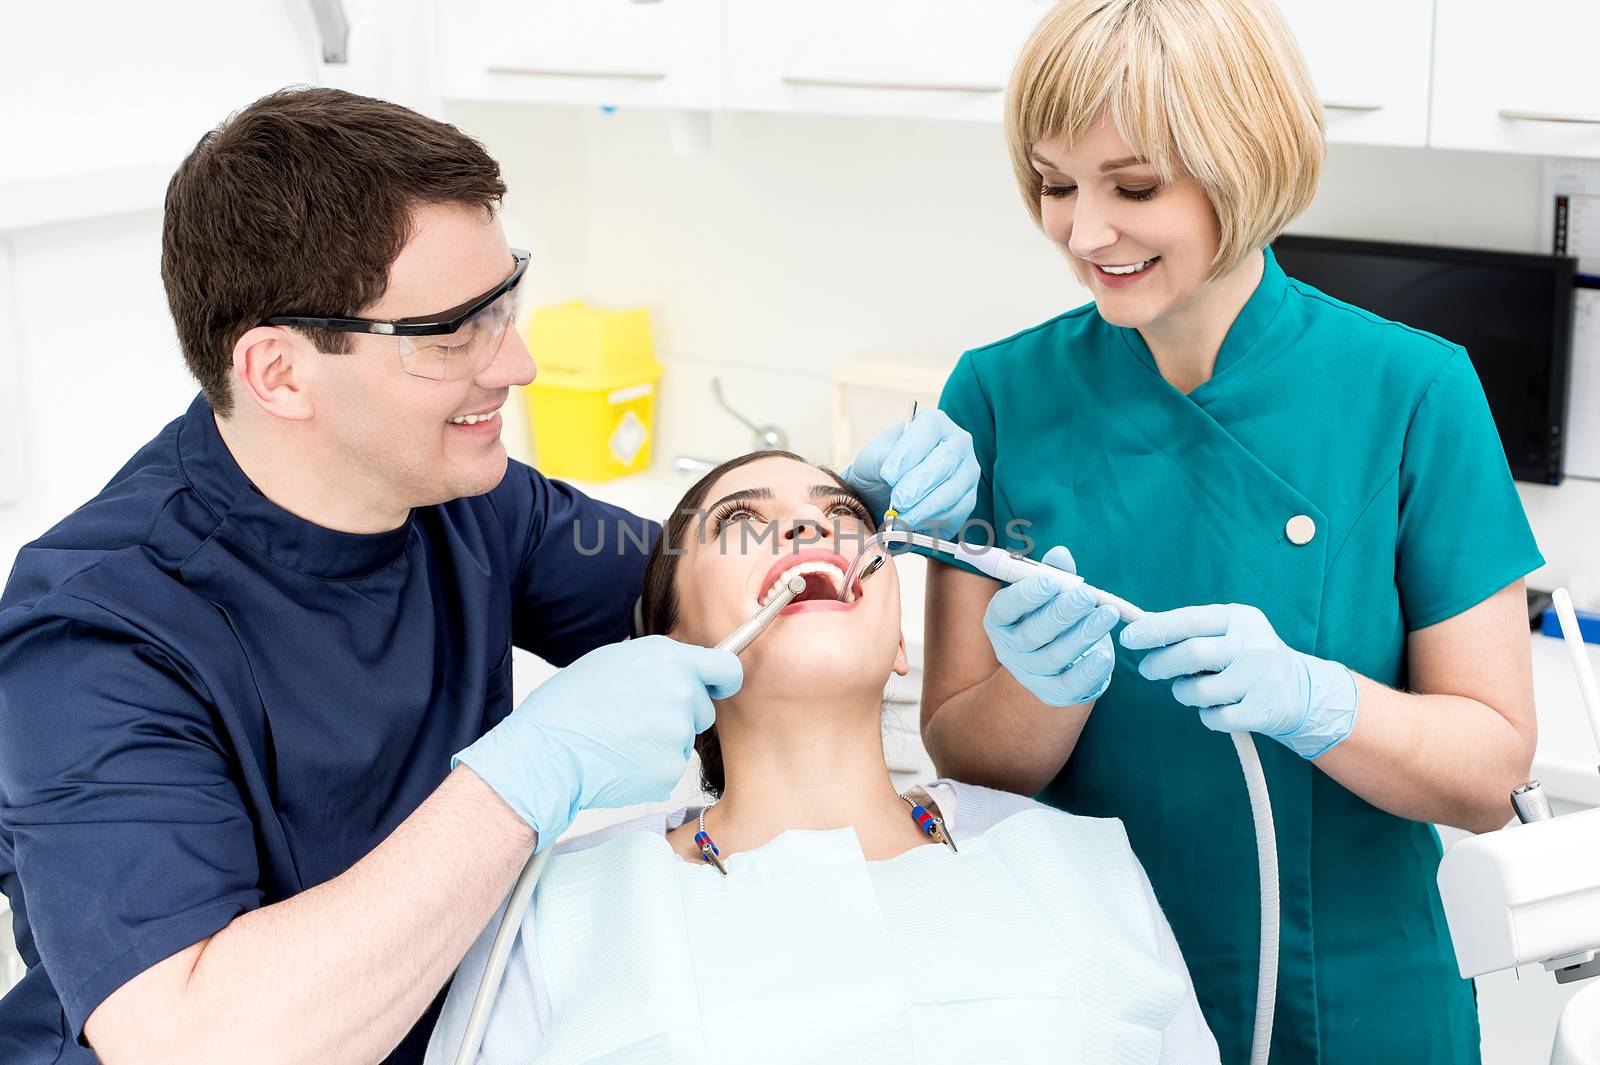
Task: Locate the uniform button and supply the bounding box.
[1286,515,1316,546]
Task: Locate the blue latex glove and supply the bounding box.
[841,409,979,537]
[1120,604,1358,759]
[454,636,742,850]
[983,546,1120,707]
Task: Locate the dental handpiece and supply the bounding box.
[840,529,1144,623]
[717,574,807,654]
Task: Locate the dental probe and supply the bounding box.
[717,574,807,653]
[878,400,918,532]
[454,574,808,1065]
[836,528,1281,1065]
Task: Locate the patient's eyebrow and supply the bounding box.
[706,487,773,511]
[809,485,857,501]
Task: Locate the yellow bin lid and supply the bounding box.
[525,300,663,392]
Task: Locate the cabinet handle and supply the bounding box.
[1321,100,1383,112]
[781,75,1002,94]
[486,65,666,81]
[1498,109,1600,126]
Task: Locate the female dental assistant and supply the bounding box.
[920,2,1540,1063]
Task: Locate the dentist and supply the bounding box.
[0,88,977,1065]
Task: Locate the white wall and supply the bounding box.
[0,210,194,570]
[450,102,1600,599]
[1,104,1594,591]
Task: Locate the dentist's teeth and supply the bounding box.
[760,560,847,606]
[1100,259,1156,276]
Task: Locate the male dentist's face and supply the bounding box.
[1031,120,1222,331]
[313,203,536,510]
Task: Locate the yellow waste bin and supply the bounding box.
[523,301,664,481]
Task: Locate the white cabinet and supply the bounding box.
[437,0,723,111]
[0,2,320,229]
[1431,0,1600,158]
[724,0,1049,122]
[1277,0,1434,147]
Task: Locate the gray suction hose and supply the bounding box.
[451,848,550,1065]
[453,575,807,1064]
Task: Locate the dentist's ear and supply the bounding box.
[893,633,910,677]
[232,325,315,422]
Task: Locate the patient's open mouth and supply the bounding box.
[758,551,862,613]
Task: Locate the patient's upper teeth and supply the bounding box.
[1100,259,1154,275]
[760,561,846,605]
[449,411,499,425]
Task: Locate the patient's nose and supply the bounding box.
[781,515,831,548]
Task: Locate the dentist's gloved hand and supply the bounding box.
[984,546,1121,707]
[842,409,979,537]
[1120,604,1359,759]
[454,636,742,850]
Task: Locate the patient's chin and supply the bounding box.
[742,623,899,696]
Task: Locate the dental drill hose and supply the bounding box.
[1020,586,1278,1065]
[861,533,1279,1065]
[453,576,807,1065]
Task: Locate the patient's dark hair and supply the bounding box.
[638,450,875,798]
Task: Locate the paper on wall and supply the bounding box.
[1543,159,1600,479]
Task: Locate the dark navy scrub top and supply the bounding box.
[0,394,655,1063]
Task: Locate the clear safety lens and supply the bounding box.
[396,283,523,381]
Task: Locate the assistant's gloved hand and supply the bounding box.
[1120,603,1358,758]
[842,409,979,537]
[984,546,1120,707]
[454,635,742,850]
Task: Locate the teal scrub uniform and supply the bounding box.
[935,247,1543,1064]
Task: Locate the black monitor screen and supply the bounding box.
[1272,234,1575,484]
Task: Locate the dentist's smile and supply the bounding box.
[1088,256,1161,288]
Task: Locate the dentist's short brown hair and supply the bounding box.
[161,86,506,416]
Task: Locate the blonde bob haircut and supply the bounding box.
[1007,0,1325,281]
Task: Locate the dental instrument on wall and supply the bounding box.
[453,576,808,1065]
[845,531,1281,1065]
[1438,587,1600,1064]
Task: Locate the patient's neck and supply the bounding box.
[706,686,926,860]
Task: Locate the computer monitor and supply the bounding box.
[1272,234,1576,484]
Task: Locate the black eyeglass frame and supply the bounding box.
[259,249,530,338]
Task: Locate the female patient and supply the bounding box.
[428,451,1217,1064]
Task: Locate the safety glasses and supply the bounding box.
[260,249,530,381]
